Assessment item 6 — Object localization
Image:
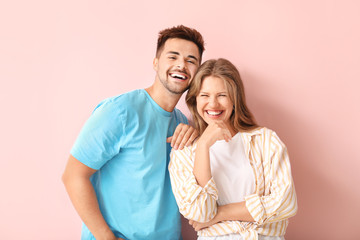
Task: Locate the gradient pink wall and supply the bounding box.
[1,1,359,239]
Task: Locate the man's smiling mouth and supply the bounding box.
[170,73,188,80]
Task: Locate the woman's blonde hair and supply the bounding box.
[186,58,259,135]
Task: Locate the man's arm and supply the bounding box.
[62,155,122,240]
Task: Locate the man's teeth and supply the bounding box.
[207,111,222,116]
[170,73,186,80]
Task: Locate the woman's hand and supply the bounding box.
[188,206,224,231]
[197,121,232,148]
[189,216,219,231]
[188,202,255,232]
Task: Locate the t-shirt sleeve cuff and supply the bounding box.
[70,150,102,170]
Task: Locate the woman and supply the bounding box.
[169,58,297,240]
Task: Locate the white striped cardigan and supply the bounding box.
[169,127,297,240]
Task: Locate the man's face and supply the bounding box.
[153,38,200,95]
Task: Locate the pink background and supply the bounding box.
[1,1,359,239]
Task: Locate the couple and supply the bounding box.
[62,25,297,240]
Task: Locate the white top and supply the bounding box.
[169,127,297,238]
[209,132,256,206]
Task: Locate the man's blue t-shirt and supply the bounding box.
[71,89,188,240]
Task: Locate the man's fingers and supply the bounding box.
[173,133,185,149]
[170,129,181,147]
[185,130,199,147]
[170,124,199,150]
[170,124,186,148]
[172,124,189,149]
[177,127,193,150]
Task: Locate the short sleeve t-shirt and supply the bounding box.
[71,89,187,240]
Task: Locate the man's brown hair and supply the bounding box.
[156,25,205,61]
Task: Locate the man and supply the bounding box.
[62,25,205,240]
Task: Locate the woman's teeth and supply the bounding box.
[206,110,222,116]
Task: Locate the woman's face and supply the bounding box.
[196,76,234,125]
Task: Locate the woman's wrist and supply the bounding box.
[214,202,255,222]
[197,136,212,149]
[216,205,226,222]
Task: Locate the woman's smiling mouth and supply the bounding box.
[206,110,223,116]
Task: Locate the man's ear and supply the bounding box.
[153,58,159,71]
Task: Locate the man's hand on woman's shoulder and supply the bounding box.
[167,123,199,150]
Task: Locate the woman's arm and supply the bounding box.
[169,121,232,223]
[169,146,218,223]
[192,141,212,187]
[244,131,297,224]
[189,131,297,230]
[189,202,254,231]
[215,202,255,222]
[193,122,232,187]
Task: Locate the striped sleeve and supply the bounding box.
[169,146,218,223]
[245,131,298,224]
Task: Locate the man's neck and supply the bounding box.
[145,84,182,112]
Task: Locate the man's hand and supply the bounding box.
[167,123,199,150]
